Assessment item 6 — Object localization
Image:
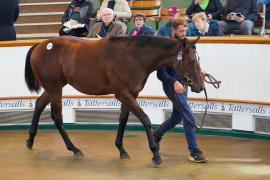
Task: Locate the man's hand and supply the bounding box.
[174,81,185,94]
[201,70,208,79]
[207,14,212,20]
[235,15,245,23]
[74,7,81,11]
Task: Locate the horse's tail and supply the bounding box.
[24,44,41,93]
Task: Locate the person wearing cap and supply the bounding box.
[154,17,208,163]
[189,12,223,36]
[156,6,186,37]
[186,0,224,21]
[87,8,125,38]
[129,13,155,36]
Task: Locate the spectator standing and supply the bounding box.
[0,0,19,41]
[129,13,155,36]
[87,8,125,38]
[186,0,224,20]
[97,0,131,34]
[59,0,96,37]
[189,12,223,36]
[218,0,259,35]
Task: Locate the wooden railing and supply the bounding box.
[1,36,270,47]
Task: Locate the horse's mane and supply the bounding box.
[108,36,177,50]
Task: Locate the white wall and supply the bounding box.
[0,43,270,132]
[1,43,269,102]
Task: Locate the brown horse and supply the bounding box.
[24,36,204,166]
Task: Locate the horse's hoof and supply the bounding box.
[26,139,33,150]
[120,152,131,160]
[74,150,84,159]
[152,156,161,167]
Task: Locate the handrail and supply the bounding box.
[0,38,100,47]
[1,36,270,47]
[0,95,269,105]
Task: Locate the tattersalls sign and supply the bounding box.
[0,97,269,132]
[0,98,269,116]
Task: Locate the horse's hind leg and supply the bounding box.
[49,92,83,158]
[116,92,161,166]
[115,104,130,159]
[26,91,50,149]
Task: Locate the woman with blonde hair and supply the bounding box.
[189,12,223,36]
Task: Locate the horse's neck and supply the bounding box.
[146,50,178,74]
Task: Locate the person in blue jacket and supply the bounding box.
[0,0,19,40]
[154,17,208,163]
[189,12,223,36]
[129,13,155,36]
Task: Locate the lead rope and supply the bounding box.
[198,88,208,129]
[204,73,221,89]
[198,73,221,129]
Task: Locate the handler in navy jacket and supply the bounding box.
[0,0,19,40]
[154,17,208,163]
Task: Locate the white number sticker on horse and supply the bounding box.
[46,43,53,50]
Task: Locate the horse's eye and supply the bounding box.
[189,61,195,65]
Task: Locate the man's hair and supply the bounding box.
[101,7,114,16]
[132,13,146,22]
[192,12,207,22]
[171,16,187,29]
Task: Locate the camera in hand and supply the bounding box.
[229,12,242,20]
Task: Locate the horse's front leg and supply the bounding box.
[116,92,161,166]
[26,91,50,149]
[49,92,83,158]
[115,104,130,159]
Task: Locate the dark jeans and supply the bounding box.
[218,20,254,35]
[155,84,198,153]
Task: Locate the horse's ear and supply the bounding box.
[178,37,189,49]
[192,36,200,44]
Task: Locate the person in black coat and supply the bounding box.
[59,0,96,37]
[186,0,224,20]
[0,0,19,41]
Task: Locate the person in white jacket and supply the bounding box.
[97,0,131,33]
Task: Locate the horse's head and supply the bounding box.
[174,37,204,93]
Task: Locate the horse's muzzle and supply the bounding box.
[191,85,204,93]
